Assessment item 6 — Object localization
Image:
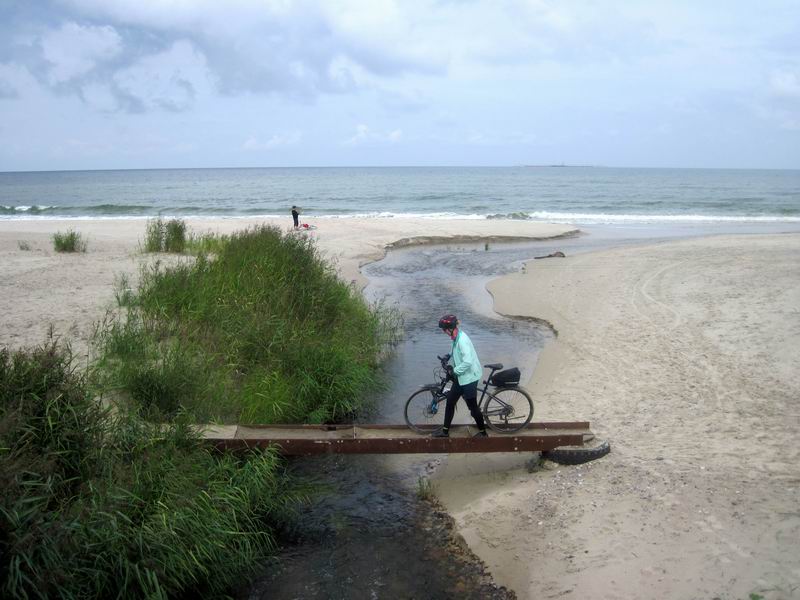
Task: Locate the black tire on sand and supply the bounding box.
[543,436,611,465]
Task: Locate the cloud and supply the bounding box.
[754,67,800,131]
[40,21,122,84]
[0,62,37,99]
[242,132,303,151]
[344,124,370,145]
[0,79,17,99]
[112,40,214,112]
[0,71,19,99]
[769,69,800,99]
[755,103,800,131]
[79,81,117,111]
[54,0,444,99]
[378,87,429,113]
[344,124,402,145]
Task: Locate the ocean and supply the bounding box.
[1,166,798,224]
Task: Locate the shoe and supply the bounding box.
[432,430,449,438]
[473,430,488,438]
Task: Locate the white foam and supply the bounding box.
[312,211,800,223]
[524,211,800,224]
[3,210,799,224]
[313,211,486,220]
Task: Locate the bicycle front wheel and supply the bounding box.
[404,388,446,434]
[483,387,534,433]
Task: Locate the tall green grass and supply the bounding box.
[52,229,88,253]
[143,217,187,253]
[184,230,229,255]
[0,341,305,599]
[95,225,399,424]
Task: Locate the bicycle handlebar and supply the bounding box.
[437,354,455,381]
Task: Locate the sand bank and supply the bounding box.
[0,217,574,357]
[434,233,800,599]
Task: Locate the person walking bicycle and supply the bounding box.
[433,314,488,438]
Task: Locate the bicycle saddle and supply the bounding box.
[484,363,503,370]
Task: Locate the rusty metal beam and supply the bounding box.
[202,422,591,455]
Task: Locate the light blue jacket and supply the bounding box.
[450,330,482,386]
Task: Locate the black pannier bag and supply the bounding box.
[489,367,520,387]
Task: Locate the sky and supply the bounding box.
[0,0,798,171]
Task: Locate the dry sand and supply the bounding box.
[0,217,574,359]
[434,233,800,600]
[3,218,799,599]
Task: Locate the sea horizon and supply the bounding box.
[2,165,799,225]
[3,164,800,174]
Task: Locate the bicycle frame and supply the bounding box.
[433,354,506,405]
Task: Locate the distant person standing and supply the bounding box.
[291,205,300,229]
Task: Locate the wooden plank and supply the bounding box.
[214,422,591,431]
[202,422,590,455]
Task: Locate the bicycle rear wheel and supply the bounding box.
[482,387,534,433]
[404,388,446,434]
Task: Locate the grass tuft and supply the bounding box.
[17,240,31,251]
[416,476,436,500]
[164,218,187,252]
[143,217,187,253]
[52,229,87,253]
[185,231,229,255]
[113,273,136,308]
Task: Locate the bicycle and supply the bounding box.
[404,354,534,434]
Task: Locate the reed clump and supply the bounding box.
[52,229,88,252]
[0,341,304,599]
[95,224,398,424]
[143,217,187,253]
[416,476,436,500]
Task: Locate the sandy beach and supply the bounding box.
[2,218,799,599]
[435,233,800,599]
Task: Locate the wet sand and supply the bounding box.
[434,233,800,599]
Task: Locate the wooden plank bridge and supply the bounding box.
[202,421,592,455]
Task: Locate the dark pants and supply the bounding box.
[443,379,486,432]
[292,212,299,227]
